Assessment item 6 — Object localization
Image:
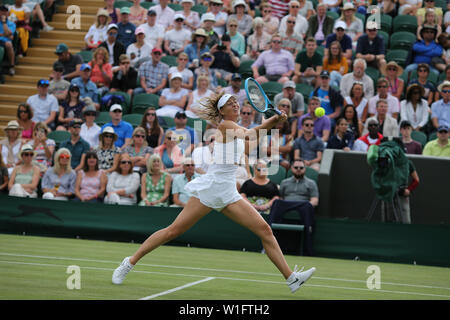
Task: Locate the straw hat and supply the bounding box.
[438,81,450,92]
[380,61,403,77]
[5,120,23,131]
[194,28,208,37]
[18,144,36,160]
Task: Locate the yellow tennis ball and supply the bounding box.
[315,107,325,118]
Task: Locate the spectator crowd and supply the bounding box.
[1,0,450,231]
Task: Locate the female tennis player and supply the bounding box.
[112,93,316,293]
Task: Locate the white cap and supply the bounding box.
[366,21,378,30]
[180,0,194,3]
[171,72,183,81]
[334,21,347,30]
[233,0,246,8]
[201,12,216,23]
[217,94,234,109]
[110,104,122,112]
[174,13,185,21]
[107,24,118,32]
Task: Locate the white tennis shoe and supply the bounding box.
[112,257,134,285]
[287,265,316,293]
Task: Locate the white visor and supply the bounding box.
[217,94,234,110]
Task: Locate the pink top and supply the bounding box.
[89,62,113,86]
[21,122,35,140]
[79,170,103,198]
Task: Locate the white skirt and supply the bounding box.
[185,164,242,211]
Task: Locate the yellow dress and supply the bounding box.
[9,6,29,54]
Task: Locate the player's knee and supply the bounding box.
[258,222,273,240]
[166,225,183,241]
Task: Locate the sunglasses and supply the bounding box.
[263,10,271,13]
[59,154,70,159]
[241,112,252,115]
[377,85,388,88]
[120,161,132,164]
[418,69,428,72]
[22,152,34,157]
[287,21,296,24]
[304,123,314,127]
[291,5,300,8]
[112,110,122,113]
[211,3,221,6]
[85,112,96,116]
[104,134,114,138]
[368,29,377,32]
[279,104,290,108]
[438,130,448,133]
[229,24,237,27]
[71,125,81,129]
[184,164,195,167]
[293,166,305,170]
[368,124,378,127]
[387,67,397,71]
[202,57,212,61]
[146,112,156,116]
[442,90,450,93]
[134,134,145,138]
[175,19,184,22]
[19,109,28,113]
[152,52,162,55]
[272,40,281,44]
[120,61,130,65]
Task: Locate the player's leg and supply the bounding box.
[221,199,293,279]
[129,197,212,265]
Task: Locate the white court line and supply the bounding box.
[139,277,215,300]
[0,252,449,291]
[1,260,450,299]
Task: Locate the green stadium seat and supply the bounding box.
[355,12,365,25]
[187,118,207,133]
[192,4,207,16]
[305,166,318,183]
[217,78,227,87]
[389,32,417,51]
[47,130,70,147]
[238,59,254,79]
[77,50,93,63]
[438,72,446,84]
[168,3,182,11]
[268,165,287,185]
[434,0,446,10]
[378,30,389,48]
[122,113,143,128]
[114,1,132,9]
[132,93,160,112]
[428,131,437,141]
[161,55,177,67]
[386,49,409,67]
[326,11,339,21]
[393,15,418,34]
[366,67,380,85]
[141,2,156,9]
[160,116,176,129]
[295,83,314,104]
[261,81,283,100]
[0,47,4,62]
[380,14,392,33]
[95,111,112,126]
[104,91,131,114]
[411,131,428,147]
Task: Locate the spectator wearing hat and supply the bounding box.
[101,104,133,149]
[400,121,423,155]
[274,80,306,118]
[210,34,240,82]
[80,105,101,150]
[88,46,113,96]
[117,7,136,49]
[380,61,405,101]
[168,111,199,155]
[110,54,138,97]
[407,63,439,106]
[352,119,383,152]
[136,47,169,96]
[431,81,450,130]
[293,37,323,86]
[279,1,309,39]
[138,9,164,49]
[169,52,194,90]
[423,125,450,157]
[209,0,228,36]
[367,77,400,120]
[57,83,85,131]
[99,24,126,66]
[363,99,399,137]
[8,144,40,198]
[280,13,304,58]
[340,58,374,99]
[242,17,271,61]
[222,73,246,106]
[323,41,349,88]
[26,79,59,130]
[0,4,16,75]
[84,8,110,50]
[252,33,295,85]
[28,122,55,174]
[228,0,253,37]
[54,43,83,81]
[0,120,23,175]
[201,12,220,48]
[355,21,386,70]
[164,14,192,56]
[310,71,344,123]
[49,62,70,102]
[177,0,200,32]
[194,51,218,89]
[400,84,431,132]
[157,73,190,118]
[297,97,331,143]
[60,120,91,171]
[405,24,443,76]
[41,148,76,201]
[95,126,120,174]
[129,0,147,27]
[184,28,210,68]
[153,0,175,30]
[325,21,353,64]
[336,3,363,48]
[70,64,100,110]
[306,3,335,46]
[126,27,152,68]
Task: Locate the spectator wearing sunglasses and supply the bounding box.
[268,158,319,256]
[237,103,258,129]
[121,126,154,173]
[431,81,450,130]
[41,148,76,201]
[140,107,164,148]
[355,21,386,70]
[194,52,218,90]
[163,14,192,57]
[352,119,383,152]
[16,103,34,142]
[407,63,439,106]
[54,43,83,82]
[104,153,140,205]
[80,105,101,150]
[57,84,85,131]
[48,62,71,103]
[70,64,100,111]
[136,47,169,96]
[60,120,91,171]
[367,78,400,120]
[94,127,120,174]
[171,158,200,207]
[8,144,40,198]
[297,97,331,143]
[110,54,137,97]
[400,84,430,132]
[210,34,240,83]
[26,79,59,131]
[222,73,246,106]
[74,151,107,203]
[293,117,324,172]
[99,24,127,67]
[423,125,450,157]
[101,104,133,149]
[28,122,55,174]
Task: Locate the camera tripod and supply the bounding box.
[367,193,402,223]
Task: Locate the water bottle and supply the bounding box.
[68,111,74,119]
[117,70,123,80]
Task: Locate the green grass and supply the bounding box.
[0,234,449,300]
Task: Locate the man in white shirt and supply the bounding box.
[164,14,191,56]
[152,0,175,30]
[139,9,164,49]
[367,77,400,120]
[278,1,308,37]
[26,79,59,130]
[340,58,374,99]
[80,105,101,149]
[192,133,215,174]
[209,0,228,36]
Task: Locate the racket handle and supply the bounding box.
[274,109,282,115]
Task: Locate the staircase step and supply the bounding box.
[0,95,27,106]
[31,38,85,50]
[38,30,87,41]
[58,5,102,15]
[51,13,96,25]
[18,55,56,66]
[0,84,37,96]
[14,65,52,77]
[0,115,16,125]
[4,75,43,85]
[51,21,91,32]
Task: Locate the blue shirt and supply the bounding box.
[293,135,325,161]
[431,99,450,128]
[117,22,136,49]
[412,40,443,65]
[0,20,16,43]
[310,88,332,115]
[168,126,199,154]
[101,121,133,148]
[325,33,352,52]
[172,173,200,204]
[59,138,90,169]
[71,77,99,103]
[41,167,76,194]
[184,43,211,63]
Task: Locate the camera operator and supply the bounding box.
[210,34,240,83]
[397,160,420,224]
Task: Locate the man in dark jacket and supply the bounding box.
[305,3,334,46]
[99,24,126,67]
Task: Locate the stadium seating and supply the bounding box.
[95,111,112,126]
[192,4,207,16]
[365,67,380,86]
[122,113,143,128]
[161,55,177,67]
[428,131,437,142]
[168,3,182,11]
[378,30,389,49]
[389,32,417,51]
[409,70,439,86]
[261,81,283,101]
[386,49,409,67]
[411,131,428,147]
[141,2,156,9]
[326,11,339,21]
[104,91,131,114]
[114,1,132,8]
[393,15,418,34]
[47,130,70,148]
[268,165,287,185]
[295,83,314,104]
[132,93,160,114]
[78,50,93,63]
[160,116,176,129]
[238,60,255,79]
[380,14,392,34]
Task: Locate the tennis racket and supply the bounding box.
[244,78,282,117]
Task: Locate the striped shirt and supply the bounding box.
[268,0,290,19]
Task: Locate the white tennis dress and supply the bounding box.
[185,138,245,211]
